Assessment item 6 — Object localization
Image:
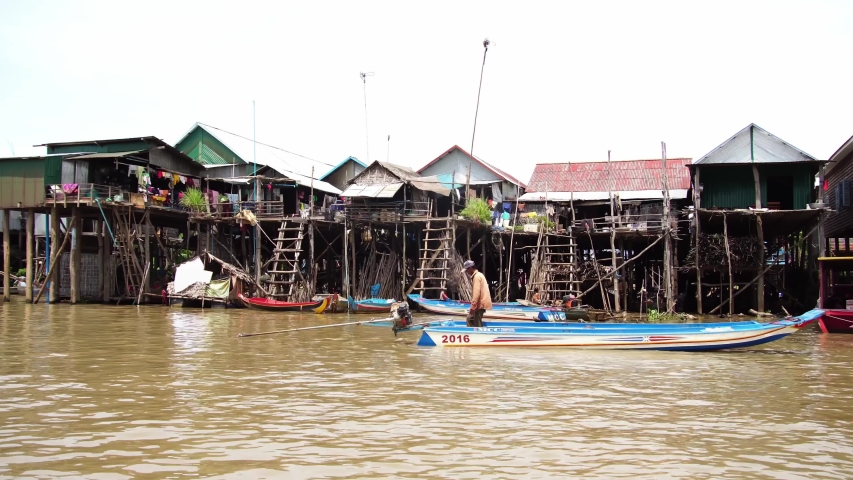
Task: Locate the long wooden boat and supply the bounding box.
[818,310,853,333]
[407,294,566,321]
[238,293,330,313]
[415,309,823,350]
[348,296,396,314]
[313,294,348,313]
[818,256,853,333]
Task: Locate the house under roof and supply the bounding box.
[173,123,341,195]
[418,145,526,188]
[520,158,692,202]
[692,123,820,166]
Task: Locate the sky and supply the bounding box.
[1,0,852,185]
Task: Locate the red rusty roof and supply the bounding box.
[526,158,692,193]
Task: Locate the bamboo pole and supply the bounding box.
[608,150,620,312]
[49,207,59,303]
[661,142,673,312]
[579,234,666,298]
[723,212,733,315]
[586,229,611,313]
[694,169,702,314]
[34,224,72,304]
[505,184,520,302]
[239,316,393,338]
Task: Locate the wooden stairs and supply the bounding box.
[412,217,452,297]
[266,219,305,299]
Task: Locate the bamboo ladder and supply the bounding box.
[266,219,305,299]
[531,230,581,303]
[415,216,452,297]
[112,206,145,299]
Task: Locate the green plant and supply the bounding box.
[179,188,207,212]
[16,268,26,277]
[460,198,492,224]
[534,216,555,231]
[513,225,524,232]
[647,309,681,323]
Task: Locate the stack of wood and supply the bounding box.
[447,250,473,301]
[355,247,400,300]
[576,260,611,282]
[682,233,763,270]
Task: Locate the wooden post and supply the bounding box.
[2,210,9,302]
[693,167,702,314]
[466,228,471,260]
[755,214,765,312]
[723,212,733,315]
[350,225,357,299]
[342,219,349,299]
[70,206,81,304]
[25,209,34,302]
[751,164,765,313]
[254,178,262,284]
[401,222,406,300]
[505,185,520,302]
[49,206,60,303]
[661,142,673,312]
[309,166,315,296]
[498,234,504,301]
[608,150,620,312]
[95,219,103,302]
[241,225,248,271]
[144,212,152,302]
[102,219,111,302]
[465,165,471,206]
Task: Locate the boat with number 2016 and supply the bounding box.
[415,309,823,350]
[237,293,330,313]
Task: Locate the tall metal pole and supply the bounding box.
[360,71,374,162]
[253,100,261,285]
[470,38,490,160]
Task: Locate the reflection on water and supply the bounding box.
[1,299,853,479]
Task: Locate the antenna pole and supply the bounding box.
[360,72,374,162]
[470,38,490,161]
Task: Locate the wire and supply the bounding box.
[197,122,338,169]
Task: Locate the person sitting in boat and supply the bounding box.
[563,294,579,308]
[531,288,542,305]
[462,260,492,328]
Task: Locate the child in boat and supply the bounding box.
[531,288,542,305]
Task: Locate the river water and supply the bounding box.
[1,300,852,479]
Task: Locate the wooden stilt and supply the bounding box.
[2,210,9,302]
[694,167,703,314]
[723,212,733,315]
[241,226,248,271]
[144,211,151,303]
[661,142,673,312]
[49,207,60,303]
[95,220,103,302]
[756,214,765,312]
[25,209,34,303]
[70,206,81,304]
[103,219,111,302]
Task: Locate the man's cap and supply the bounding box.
[461,260,475,272]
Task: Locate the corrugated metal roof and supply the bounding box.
[341,182,403,198]
[173,123,342,195]
[694,124,820,165]
[417,145,527,187]
[519,189,689,202]
[319,156,367,180]
[67,150,147,159]
[526,158,692,195]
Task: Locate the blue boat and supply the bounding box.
[408,294,565,321]
[415,309,823,350]
[348,296,397,314]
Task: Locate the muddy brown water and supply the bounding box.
[1,300,852,479]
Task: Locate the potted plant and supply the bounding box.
[460,198,492,225]
[179,188,207,213]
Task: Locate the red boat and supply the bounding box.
[818,256,853,333]
[237,293,330,313]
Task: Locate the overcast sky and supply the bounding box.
[1,0,851,183]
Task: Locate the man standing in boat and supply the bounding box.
[462,260,492,328]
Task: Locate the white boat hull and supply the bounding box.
[417,318,816,351]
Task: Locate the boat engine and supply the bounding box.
[392,302,413,335]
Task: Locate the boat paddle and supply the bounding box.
[238,317,394,338]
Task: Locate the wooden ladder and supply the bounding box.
[267,219,305,299]
[539,232,580,302]
[112,207,144,299]
[414,216,452,297]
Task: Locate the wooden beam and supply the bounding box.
[70,206,81,304]
[693,167,702,314]
[25,209,34,302]
[723,213,733,315]
[756,214,765,312]
[49,207,60,303]
[2,210,9,302]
